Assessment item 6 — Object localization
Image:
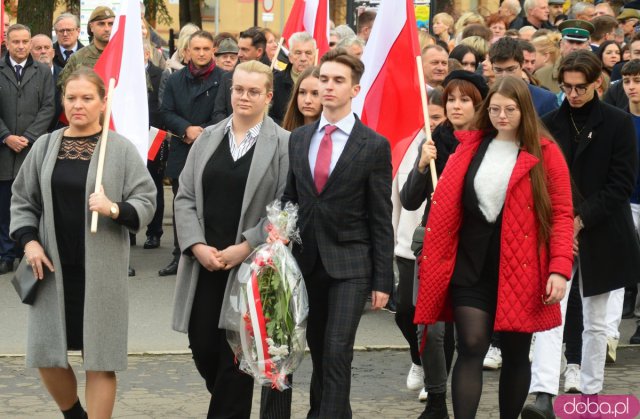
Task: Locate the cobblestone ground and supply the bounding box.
[0,347,638,418]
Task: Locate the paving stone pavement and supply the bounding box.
[1,347,638,419]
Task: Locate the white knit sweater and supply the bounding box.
[474,139,519,223]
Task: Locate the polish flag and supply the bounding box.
[282,0,330,58]
[93,0,149,163]
[1,1,5,48]
[353,0,424,177]
[148,127,166,161]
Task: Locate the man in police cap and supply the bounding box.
[57,5,115,87]
[535,19,594,93]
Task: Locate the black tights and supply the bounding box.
[452,306,532,419]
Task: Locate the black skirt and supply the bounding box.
[62,264,85,350]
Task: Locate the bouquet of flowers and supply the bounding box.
[222,201,308,391]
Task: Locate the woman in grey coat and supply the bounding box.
[10,68,156,419]
[172,60,290,418]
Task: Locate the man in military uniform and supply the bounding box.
[57,6,114,87]
[534,19,594,94]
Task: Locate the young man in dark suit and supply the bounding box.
[278,48,394,418]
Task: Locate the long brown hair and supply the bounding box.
[282,66,321,131]
[473,76,553,245]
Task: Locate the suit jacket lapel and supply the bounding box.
[303,120,320,190]
[321,119,366,192]
[241,118,278,215]
[0,63,19,89]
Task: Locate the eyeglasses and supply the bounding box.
[230,86,266,99]
[55,28,78,34]
[488,105,520,118]
[559,83,588,96]
[492,64,520,75]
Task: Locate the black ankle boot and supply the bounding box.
[62,399,87,419]
[418,392,449,419]
[521,392,555,419]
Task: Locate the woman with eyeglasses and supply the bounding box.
[172,60,291,418]
[414,75,574,419]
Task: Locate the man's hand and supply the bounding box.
[184,126,204,144]
[371,291,389,310]
[4,135,29,153]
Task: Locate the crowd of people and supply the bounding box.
[1,1,640,418]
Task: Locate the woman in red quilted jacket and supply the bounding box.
[414,76,574,419]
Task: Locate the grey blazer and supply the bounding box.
[172,116,290,333]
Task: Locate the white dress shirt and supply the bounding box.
[308,112,355,180]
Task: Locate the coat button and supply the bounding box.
[523,263,527,268]
[423,255,427,260]
[432,200,437,205]
[524,234,528,239]
[427,228,431,232]
[527,205,531,210]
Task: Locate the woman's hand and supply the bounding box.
[217,242,252,270]
[417,139,437,173]
[192,243,226,272]
[572,216,583,256]
[88,185,114,217]
[266,224,290,245]
[544,273,567,305]
[24,240,54,280]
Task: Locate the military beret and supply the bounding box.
[89,6,115,23]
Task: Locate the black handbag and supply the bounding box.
[11,259,39,305]
[411,226,426,257]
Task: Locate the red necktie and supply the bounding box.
[314,125,337,193]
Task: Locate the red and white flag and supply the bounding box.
[1,1,5,48]
[94,0,149,163]
[148,126,166,161]
[353,0,424,177]
[282,0,330,58]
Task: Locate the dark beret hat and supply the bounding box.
[443,70,490,99]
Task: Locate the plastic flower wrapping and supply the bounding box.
[221,201,308,391]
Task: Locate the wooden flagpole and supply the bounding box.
[90,77,117,233]
[271,37,285,70]
[415,55,438,190]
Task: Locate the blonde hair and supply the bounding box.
[235,60,274,91]
[177,23,200,61]
[418,31,437,51]
[455,12,485,35]
[433,13,454,34]
[532,33,561,65]
[460,35,489,57]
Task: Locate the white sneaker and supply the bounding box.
[606,337,618,363]
[483,345,502,370]
[564,363,582,393]
[418,387,428,402]
[560,343,567,374]
[406,363,424,391]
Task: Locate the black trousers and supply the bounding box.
[171,179,180,257]
[188,268,253,419]
[145,159,165,238]
[304,259,370,419]
[394,256,421,365]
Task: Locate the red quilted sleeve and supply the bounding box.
[543,141,574,280]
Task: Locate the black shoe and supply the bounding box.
[158,258,179,276]
[630,326,640,345]
[418,392,449,419]
[521,392,555,419]
[622,290,637,319]
[129,234,137,246]
[143,235,161,249]
[128,266,136,277]
[0,260,14,274]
